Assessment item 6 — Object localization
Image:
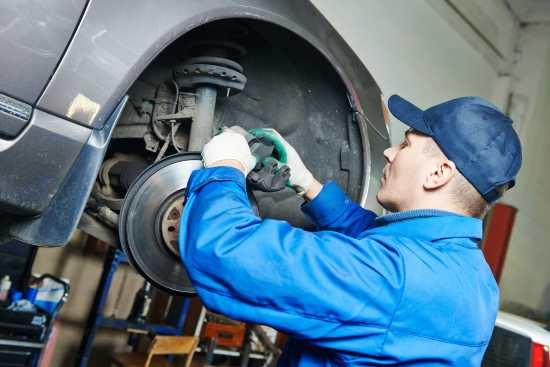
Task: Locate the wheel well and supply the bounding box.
[93,18,363,229]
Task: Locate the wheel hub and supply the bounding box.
[159,194,185,258]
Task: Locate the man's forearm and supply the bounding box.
[303,179,323,201]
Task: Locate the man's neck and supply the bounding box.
[398,200,470,218]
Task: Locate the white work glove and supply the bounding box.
[201,127,257,175]
[249,128,314,195]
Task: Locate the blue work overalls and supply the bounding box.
[179,167,498,366]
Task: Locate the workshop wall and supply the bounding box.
[310,0,502,142]
[498,24,550,318]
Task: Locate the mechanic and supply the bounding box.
[178,95,522,366]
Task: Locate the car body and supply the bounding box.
[0,0,389,247]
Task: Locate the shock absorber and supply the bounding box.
[174,39,247,151]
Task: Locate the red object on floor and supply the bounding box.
[482,203,517,283]
[202,322,246,347]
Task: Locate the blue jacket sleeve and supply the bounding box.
[301,181,378,237]
[179,167,404,344]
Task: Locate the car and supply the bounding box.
[483,311,550,367]
[0,0,389,293]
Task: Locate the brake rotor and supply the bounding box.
[119,152,258,295]
[119,153,202,295]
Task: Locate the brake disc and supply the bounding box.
[119,153,202,295]
[119,152,258,295]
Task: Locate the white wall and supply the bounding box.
[311,0,501,142]
[498,24,550,316]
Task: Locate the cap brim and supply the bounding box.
[388,95,432,135]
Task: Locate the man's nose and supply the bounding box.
[383,146,397,163]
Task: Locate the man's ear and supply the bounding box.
[424,159,456,190]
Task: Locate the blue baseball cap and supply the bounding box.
[388,95,522,203]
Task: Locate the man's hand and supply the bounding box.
[202,128,257,175]
[249,128,315,195]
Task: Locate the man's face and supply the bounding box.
[377,130,436,212]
